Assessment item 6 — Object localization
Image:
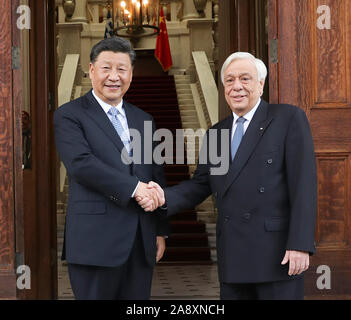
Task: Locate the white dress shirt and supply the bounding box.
[231,98,261,140]
[92,90,131,141]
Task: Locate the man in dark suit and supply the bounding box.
[54,37,169,300]
[138,52,317,300]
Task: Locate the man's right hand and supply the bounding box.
[136,181,165,212]
[134,182,161,212]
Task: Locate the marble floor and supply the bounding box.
[58,262,220,300]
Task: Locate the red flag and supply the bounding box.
[155,7,173,72]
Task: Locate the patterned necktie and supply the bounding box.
[231,117,246,161]
[108,106,132,156]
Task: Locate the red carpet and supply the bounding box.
[125,76,212,264]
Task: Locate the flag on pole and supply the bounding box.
[104,9,114,38]
[154,7,173,72]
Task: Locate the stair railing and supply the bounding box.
[57,54,80,193]
[192,51,218,128]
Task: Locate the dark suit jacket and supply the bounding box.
[54,90,169,267]
[164,100,317,283]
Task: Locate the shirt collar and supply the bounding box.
[232,98,261,123]
[92,90,125,116]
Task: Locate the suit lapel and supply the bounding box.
[83,90,126,155]
[123,100,145,174]
[221,100,274,196]
[123,100,140,136]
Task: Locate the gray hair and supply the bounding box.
[221,52,267,84]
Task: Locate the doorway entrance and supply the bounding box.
[7,0,351,300]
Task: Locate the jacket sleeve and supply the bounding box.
[54,107,139,208]
[285,107,317,254]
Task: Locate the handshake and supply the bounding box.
[134,181,165,212]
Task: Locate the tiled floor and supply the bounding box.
[58,262,220,300]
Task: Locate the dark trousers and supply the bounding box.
[68,227,154,300]
[220,276,304,300]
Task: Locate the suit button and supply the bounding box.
[259,187,265,193]
[224,216,229,222]
[267,158,273,164]
[243,213,251,220]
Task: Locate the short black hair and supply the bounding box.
[90,37,136,66]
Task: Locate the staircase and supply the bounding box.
[124,75,212,264]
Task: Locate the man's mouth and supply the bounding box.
[232,95,247,101]
[105,84,121,89]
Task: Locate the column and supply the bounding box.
[182,0,199,20]
[70,0,88,23]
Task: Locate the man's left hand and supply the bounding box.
[281,250,310,276]
[156,236,166,263]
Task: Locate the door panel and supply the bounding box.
[268,0,351,298]
[0,0,17,299]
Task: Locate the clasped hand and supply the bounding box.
[134,181,165,212]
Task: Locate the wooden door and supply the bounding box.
[268,0,351,298]
[22,0,58,299]
[0,0,57,299]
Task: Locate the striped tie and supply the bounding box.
[108,107,132,156]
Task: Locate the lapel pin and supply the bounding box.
[260,127,264,131]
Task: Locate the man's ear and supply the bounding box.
[259,79,265,96]
[89,62,94,79]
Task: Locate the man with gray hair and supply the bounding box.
[138,52,317,300]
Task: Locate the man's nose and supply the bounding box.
[233,78,243,90]
[109,70,120,81]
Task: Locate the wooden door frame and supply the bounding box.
[0,0,57,299]
[0,0,17,299]
[22,0,58,299]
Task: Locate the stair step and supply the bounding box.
[174,84,190,90]
[169,211,197,221]
[166,234,209,247]
[170,221,207,233]
[163,247,211,261]
[177,94,193,99]
[158,261,213,265]
[179,104,196,109]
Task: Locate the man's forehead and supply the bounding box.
[95,51,131,63]
[224,59,257,74]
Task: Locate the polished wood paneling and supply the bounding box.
[0,0,17,299]
[313,0,350,106]
[268,0,351,298]
[316,155,349,247]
